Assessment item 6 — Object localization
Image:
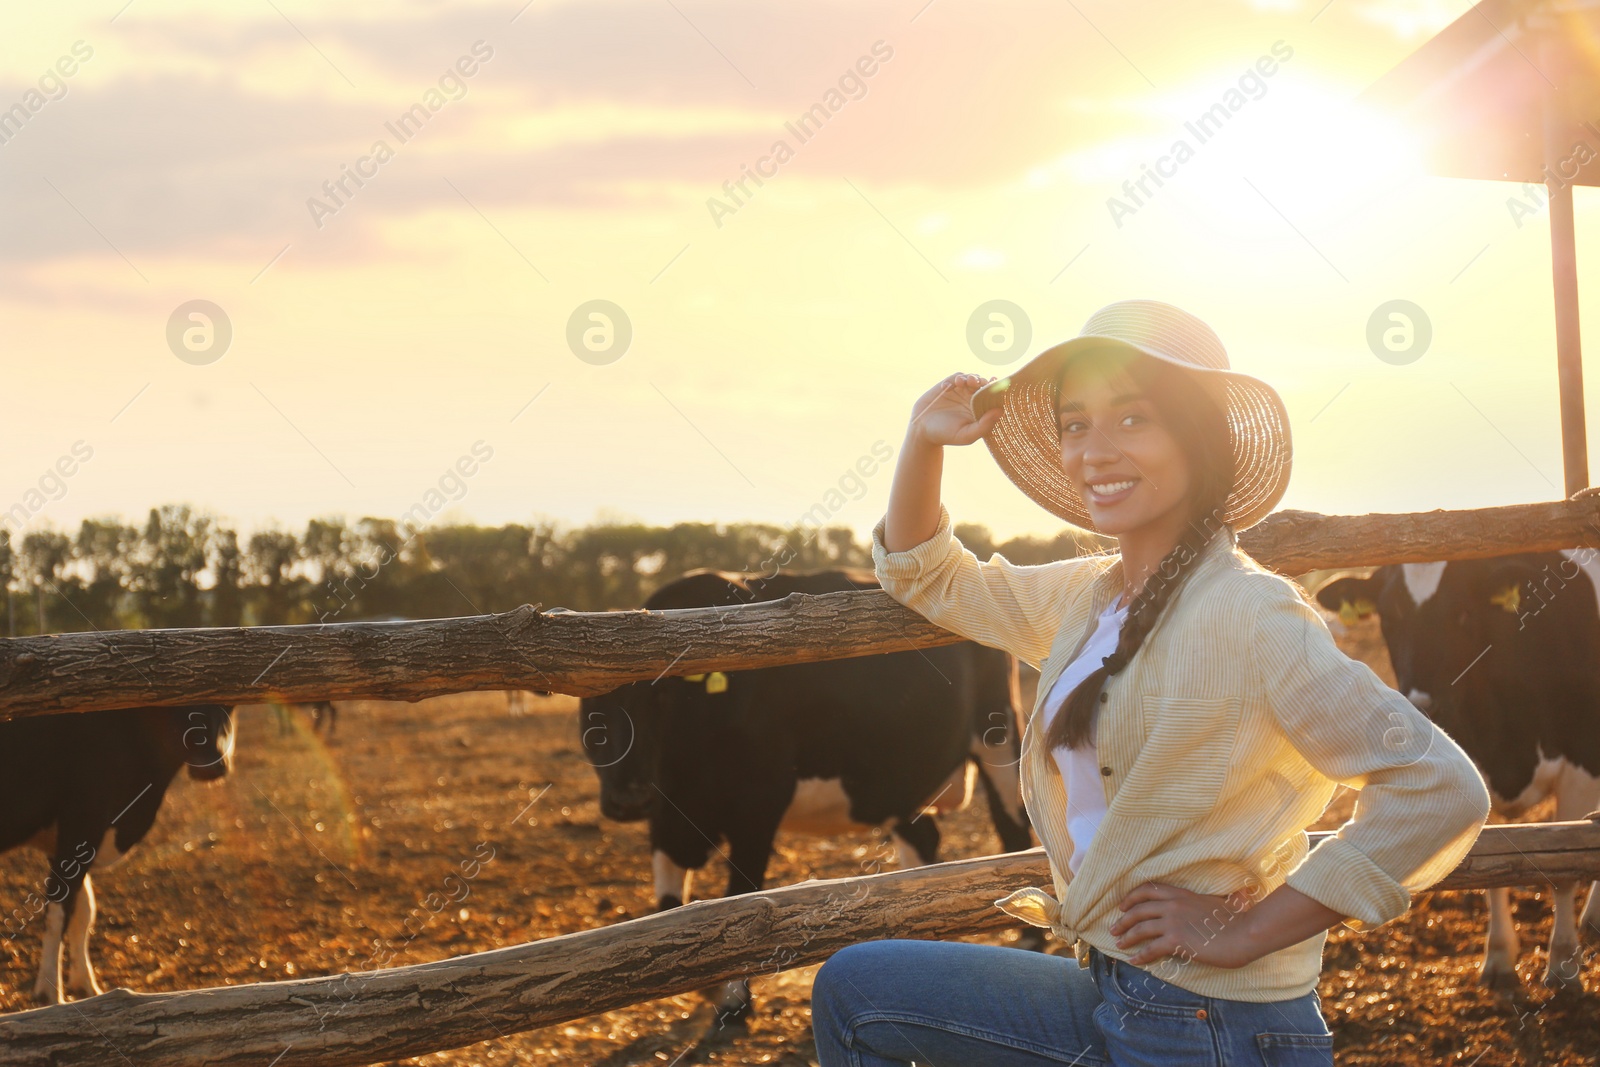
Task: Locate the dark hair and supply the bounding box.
[1044,347,1235,752]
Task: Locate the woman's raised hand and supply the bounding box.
[909,373,1002,448]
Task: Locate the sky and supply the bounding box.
[1,0,1591,543]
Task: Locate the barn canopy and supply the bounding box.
[1359,0,1600,186]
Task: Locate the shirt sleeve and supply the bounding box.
[869,503,1104,671]
[1247,576,1492,932]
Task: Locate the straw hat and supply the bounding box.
[971,299,1292,533]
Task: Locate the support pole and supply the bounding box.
[1544,31,1591,497]
[1548,185,1590,496]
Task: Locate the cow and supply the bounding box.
[1316,550,1600,993]
[505,690,553,717]
[274,700,337,737]
[0,704,236,1004]
[579,567,1036,1023]
[305,700,337,736]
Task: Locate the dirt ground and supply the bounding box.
[2,612,1598,1065]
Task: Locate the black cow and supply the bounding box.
[1317,551,1600,992]
[580,567,1036,1022]
[0,704,235,1004]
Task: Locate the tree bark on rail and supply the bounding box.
[4,498,1600,720]
[1243,495,1600,574]
[0,590,960,721]
[2,819,1598,1067]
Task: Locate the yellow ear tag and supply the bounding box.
[705,671,729,694]
[684,673,706,682]
[1337,597,1376,627]
[1489,585,1521,614]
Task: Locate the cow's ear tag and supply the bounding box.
[684,673,706,682]
[705,671,729,694]
[1489,584,1521,614]
[1337,597,1376,626]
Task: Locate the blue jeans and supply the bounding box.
[811,939,1334,1066]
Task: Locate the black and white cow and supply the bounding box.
[0,704,235,1004]
[1317,551,1600,992]
[580,567,1036,1021]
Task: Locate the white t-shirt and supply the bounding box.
[1039,594,1128,874]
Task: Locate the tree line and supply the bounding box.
[0,504,1100,635]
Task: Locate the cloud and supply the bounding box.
[0,0,1246,265]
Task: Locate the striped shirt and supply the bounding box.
[870,503,1491,1002]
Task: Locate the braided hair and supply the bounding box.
[1043,348,1236,753]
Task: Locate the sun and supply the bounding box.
[1171,76,1429,231]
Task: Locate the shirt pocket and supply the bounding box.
[1114,695,1243,820]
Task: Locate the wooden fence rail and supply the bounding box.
[1,819,1597,1067]
[4,498,1600,721]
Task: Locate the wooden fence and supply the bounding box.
[3,497,1600,721]
[1,497,1599,1065]
[2,822,1598,1067]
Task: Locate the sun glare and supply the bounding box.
[1191,78,1428,226]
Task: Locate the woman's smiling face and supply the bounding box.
[1055,352,1194,537]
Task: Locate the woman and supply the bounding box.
[810,300,1491,1066]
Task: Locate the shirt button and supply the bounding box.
[1099,692,1109,703]
[1195,1008,1207,1019]
[1100,765,1113,776]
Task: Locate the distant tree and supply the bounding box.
[245,528,302,625]
[74,518,138,628]
[0,529,13,636]
[0,501,1098,629]
[955,521,1107,567]
[131,506,212,628]
[300,517,351,622]
[19,530,72,633]
[210,526,244,627]
[417,523,545,615]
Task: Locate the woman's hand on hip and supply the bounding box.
[909,373,1001,448]
[1109,881,1261,969]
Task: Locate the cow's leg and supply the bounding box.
[1560,770,1600,941]
[722,827,776,898]
[1581,880,1600,941]
[889,815,940,868]
[32,897,68,1005]
[1543,881,1584,994]
[706,827,782,1025]
[972,757,1049,952]
[651,848,695,911]
[1543,764,1600,992]
[33,859,88,1006]
[1481,887,1521,990]
[973,753,1031,853]
[65,872,103,998]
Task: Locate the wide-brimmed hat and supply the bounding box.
[971,299,1292,533]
